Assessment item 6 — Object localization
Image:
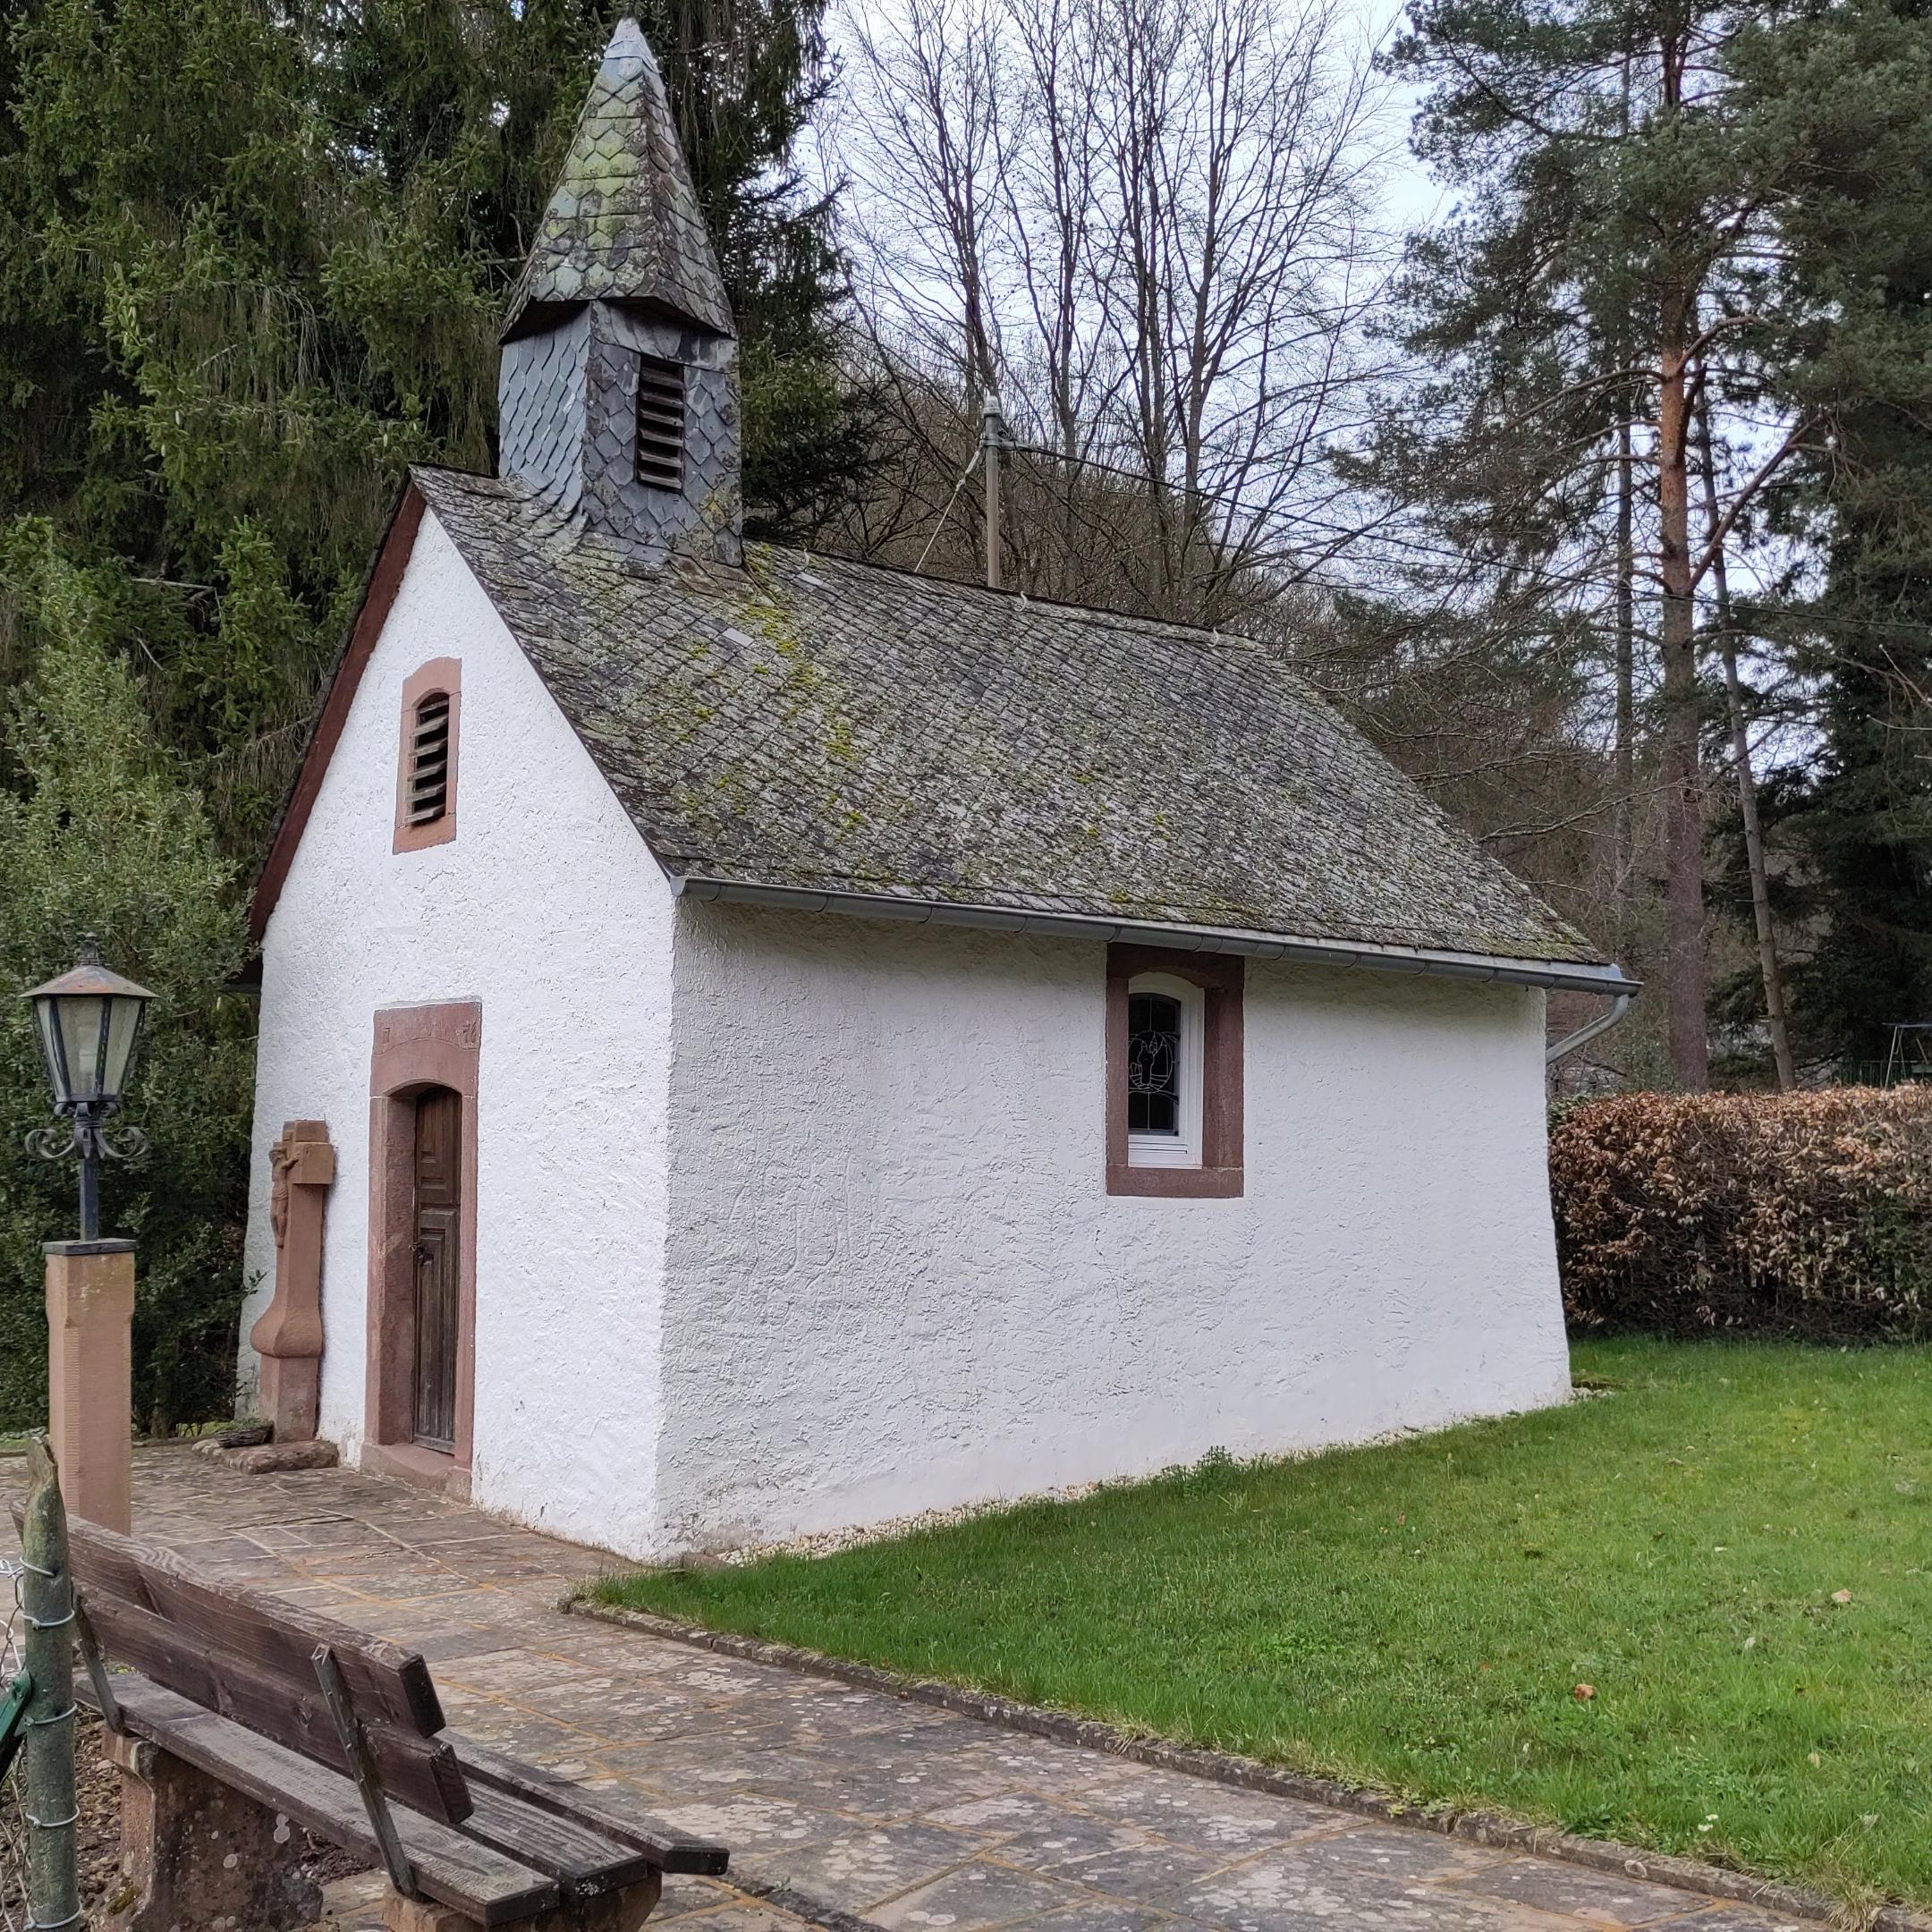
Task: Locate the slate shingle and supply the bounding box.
[412,465,1605,970]
[499,17,732,343]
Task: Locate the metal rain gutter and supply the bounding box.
[670,873,1640,1000]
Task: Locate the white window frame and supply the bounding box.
[1126,971,1205,1169]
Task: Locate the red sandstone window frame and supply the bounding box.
[394,657,461,853]
[1106,945,1244,1198]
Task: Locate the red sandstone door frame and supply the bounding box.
[366,1002,480,1496]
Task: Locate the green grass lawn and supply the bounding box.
[592,1338,1932,1911]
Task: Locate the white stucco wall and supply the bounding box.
[243,513,1571,1563]
[653,905,1572,1554]
[241,509,678,1549]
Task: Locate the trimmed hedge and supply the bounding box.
[1549,1085,1932,1340]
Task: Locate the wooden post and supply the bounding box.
[313,1643,418,1899]
[45,1237,135,1533]
[21,1436,80,1932]
[981,396,1004,592]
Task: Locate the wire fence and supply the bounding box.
[2,1554,30,1932]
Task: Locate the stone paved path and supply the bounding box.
[3,1449,1809,1932]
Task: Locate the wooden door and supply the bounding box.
[411,1088,462,1452]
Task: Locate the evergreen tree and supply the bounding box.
[1336,223,1644,996]
[0,524,253,1434]
[1383,0,1852,1088]
[0,0,862,853]
[1750,0,1932,1071]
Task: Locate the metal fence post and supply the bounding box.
[20,1437,80,1932]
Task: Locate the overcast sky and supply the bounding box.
[821,0,1449,249]
[1352,0,1445,242]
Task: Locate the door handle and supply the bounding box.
[413,1241,434,1267]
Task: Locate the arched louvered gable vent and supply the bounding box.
[394,657,460,854]
[635,354,686,491]
[409,691,452,826]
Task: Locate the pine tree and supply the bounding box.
[1384,0,1850,1089]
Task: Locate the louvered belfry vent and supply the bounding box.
[409,692,452,826]
[635,354,686,491]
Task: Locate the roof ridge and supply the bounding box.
[409,463,1278,658]
[754,544,1278,657]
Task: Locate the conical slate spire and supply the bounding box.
[501,17,733,342]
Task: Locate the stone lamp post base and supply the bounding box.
[45,1238,134,1535]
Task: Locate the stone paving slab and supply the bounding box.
[1,1449,1819,1932]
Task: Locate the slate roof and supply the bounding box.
[410,466,1606,970]
[500,18,732,343]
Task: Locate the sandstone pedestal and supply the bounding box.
[45,1238,134,1534]
[105,1730,323,1932]
[250,1119,335,1442]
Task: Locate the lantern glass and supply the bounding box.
[31,996,74,1106]
[56,994,107,1104]
[101,990,147,1101]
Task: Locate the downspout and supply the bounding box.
[1546,990,1633,1068]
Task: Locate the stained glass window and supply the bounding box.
[1128,991,1182,1134]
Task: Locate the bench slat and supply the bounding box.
[460,1785,659,1895]
[28,1507,446,1737]
[85,1590,472,1826]
[453,1735,731,1877]
[93,1674,557,1927]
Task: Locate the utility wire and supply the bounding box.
[911,449,983,577]
[1004,438,1932,652]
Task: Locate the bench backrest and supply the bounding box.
[12,1503,473,1826]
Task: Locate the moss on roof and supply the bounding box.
[412,465,1604,967]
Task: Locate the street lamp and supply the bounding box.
[21,936,155,1241]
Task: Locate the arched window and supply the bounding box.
[1126,974,1204,1166]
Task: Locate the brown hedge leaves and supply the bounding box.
[1549,1087,1932,1339]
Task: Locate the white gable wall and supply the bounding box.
[241,509,677,1549]
[652,904,1571,1553]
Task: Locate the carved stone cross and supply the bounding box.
[249,1119,335,1443]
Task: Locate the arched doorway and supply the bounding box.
[365,1000,480,1494]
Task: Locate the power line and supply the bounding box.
[1000,436,1932,652]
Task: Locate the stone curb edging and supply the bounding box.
[569,1599,1927,1932]
[730,1876,900,1932]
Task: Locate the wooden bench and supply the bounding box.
[14,1507,729,1932]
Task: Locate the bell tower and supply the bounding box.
[497,18,741,567]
